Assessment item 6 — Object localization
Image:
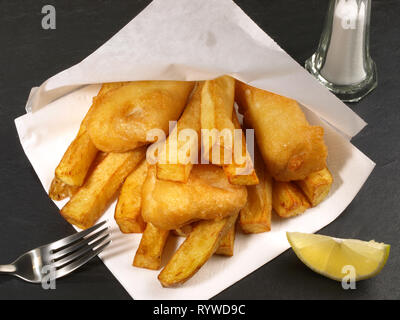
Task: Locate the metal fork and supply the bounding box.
[0,221,110,284]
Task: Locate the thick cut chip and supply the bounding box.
[133,223,170,270]
[201,76,235,136]
[61,147,146,229]
[156,82,203,183]
[115,160,148,233]
[295,168,333,207]
[200,76,257,185]
[215,221,237,256]
[158,212,238,287]
[55,133,98,187]
[173,222,236,256]
[272,181,311,218]
[201,76,236,163]
[49,177,78,201]
[222,111,258,185]
[88,81,195,152]
[239,151,273,233]
[235,81,327,181]
[142,165,247,230]
[54,82,126,187]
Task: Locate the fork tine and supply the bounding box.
[48,221,107,251]
[52,234,110,268]
[50,227,109,260]
[55,240,111,279]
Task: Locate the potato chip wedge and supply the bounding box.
[200,76,257,185]
[201,76,235,162]
[55,133,98,187]
[239,151,273,233]
[295,168,333,207]
[158,212,239,287]
[172,222,236,256]
[54,82,126,187]
[215,220,237,256]
[272,181,311,218]
[115,160,148,233]
[133,223,170,270]
[201,76,235,135]
[49,177,78,201]
[61,147,146,229]
[156,82,202,183]
[222,111,258,185]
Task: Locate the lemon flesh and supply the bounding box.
[287,232,390,281]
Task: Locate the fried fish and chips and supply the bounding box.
[272,181,311,218]
[50,77,335,287]
[61,147,146,229]
[115,160,148,233]
[296,167,333,207]
[156,82,203,183]
[158,212,239,287]
[88,81,195,153]
[235,81,328,182]
[133,223,170,270]
[141,165,247,230]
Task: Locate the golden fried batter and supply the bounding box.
[141,165,247,230]
[235,81,327,181]
[88,81,194,152]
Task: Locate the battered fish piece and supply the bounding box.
[141,165,247,230]
[235,81,327,181]
[88,81,195,152]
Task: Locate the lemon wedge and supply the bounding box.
[287,232,390,281]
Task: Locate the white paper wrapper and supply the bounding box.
[15,0,374,300]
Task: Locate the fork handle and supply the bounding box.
[0,265,16,274]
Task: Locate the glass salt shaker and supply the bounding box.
[305,0,377,102]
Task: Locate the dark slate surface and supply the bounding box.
[0,0,398,300]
